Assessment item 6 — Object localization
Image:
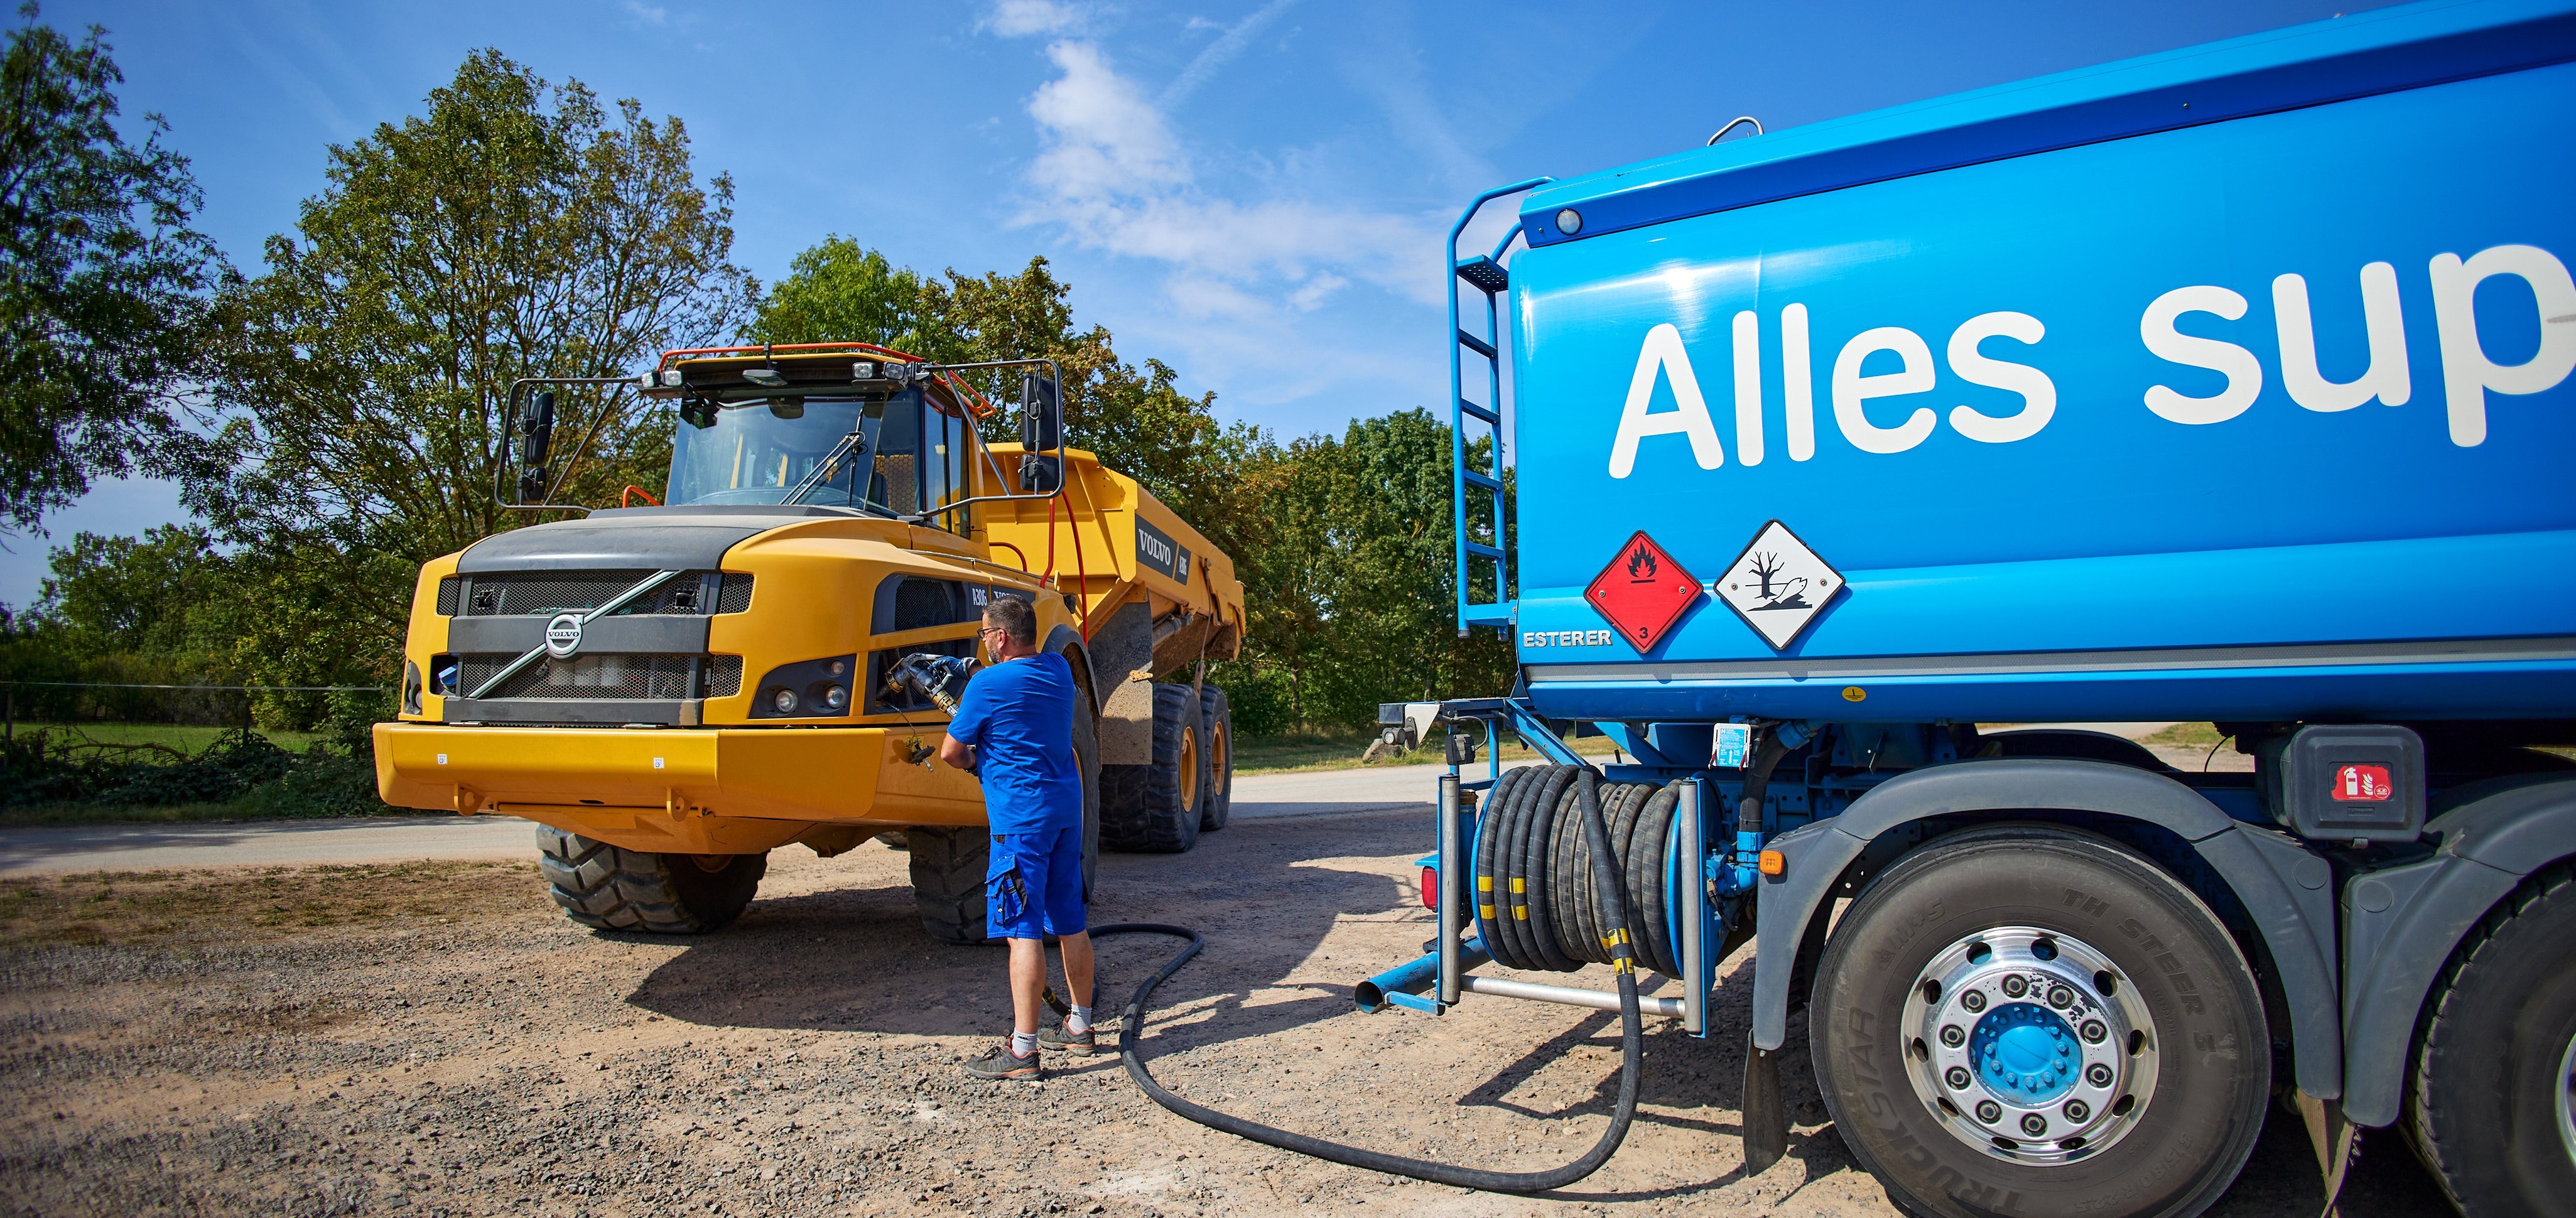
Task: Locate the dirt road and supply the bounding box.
[0,804,2443,1217]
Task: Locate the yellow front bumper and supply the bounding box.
[374,722,986,854]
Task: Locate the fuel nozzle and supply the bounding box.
[884,653,978,714]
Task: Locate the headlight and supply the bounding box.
[822,684,848,711]
[771,687,798,714]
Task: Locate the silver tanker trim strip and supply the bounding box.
[463,569,684,701]
[1527,635,2576,685]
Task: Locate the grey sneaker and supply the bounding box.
[1039,1021,1102,1056]
[962,1042,1041,1081]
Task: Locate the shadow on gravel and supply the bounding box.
[617,817,1406,1039]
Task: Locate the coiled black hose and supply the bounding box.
[1477,772,1684,977]
[1086,767,1644,1192]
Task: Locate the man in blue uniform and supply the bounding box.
[938,593,1096,1080]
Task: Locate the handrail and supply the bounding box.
[1447,176,1551,636]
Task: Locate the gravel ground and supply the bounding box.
[0,807,2445,1217]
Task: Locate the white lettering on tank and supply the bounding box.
[1608,323,1723,478]
[1944,311,2055,443]
[1731,310,1764,466]
[2429,244,2576,447]
[1782,303,1817,461]
[1831,326,1939,453]
[2141,284,2263,424]
[2273,263,2410,413]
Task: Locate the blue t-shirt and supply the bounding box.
[944,650,1084,835]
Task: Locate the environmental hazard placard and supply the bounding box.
[1714,520,1843,650]
[1585,531,1702,654]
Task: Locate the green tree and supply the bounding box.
[0,4,220,532]
[745,236,921,349]
[180,50,753,673]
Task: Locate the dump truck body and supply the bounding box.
[1374,4,2576,1215]
[376,346,1243,934]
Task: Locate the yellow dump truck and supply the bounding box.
[374,343,1246,939]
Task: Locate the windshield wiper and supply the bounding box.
[782,430,875,510]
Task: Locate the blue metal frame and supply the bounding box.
[1448,178,1550,633]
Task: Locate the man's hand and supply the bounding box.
[938,733,975,773]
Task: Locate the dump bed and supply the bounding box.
[1500,0,2576,724]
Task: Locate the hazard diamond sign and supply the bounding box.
[1586,531,1702,654]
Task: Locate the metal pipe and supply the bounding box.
[1463,976,1684,1018]
[1680,779,1706,1036]
[1437,773,1463,1006]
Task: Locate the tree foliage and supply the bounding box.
[177,50,753,669]
[0,4,220,532]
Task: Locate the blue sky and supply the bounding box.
[6,0,2386,608]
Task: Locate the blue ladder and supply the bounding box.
[1448,178,1550,636]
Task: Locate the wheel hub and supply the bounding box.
[1902,927,2159,1165]
[2558,1027,2576,1170]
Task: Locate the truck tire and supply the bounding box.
[2406,863,2576,1218]
[1810,824,2268,1218]
[908,825,991,944]
[1100,683,1203,853]
[1199,684,1233,832]
[536,825,766,934]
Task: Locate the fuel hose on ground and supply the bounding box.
[1076,767,1645,1193]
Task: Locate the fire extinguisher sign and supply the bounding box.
[2330,763,2393,802]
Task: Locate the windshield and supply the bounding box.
[666,391,965,519]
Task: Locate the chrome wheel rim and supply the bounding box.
[2557,1027,2576,1170]
[1901,926,2160,1165]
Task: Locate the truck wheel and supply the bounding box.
[1810,824,2267,1218]
[908,825,990,944]
[1069,673,1102,895]
[1100,683,1203,853]
[536,825,766,934]
[1199,684,1233,832]
[2407,863,2576,1218]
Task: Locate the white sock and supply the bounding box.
[1068,1005,1093,1035]
[1010,1031,1039,1058]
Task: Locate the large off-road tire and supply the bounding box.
[1811,824,2268,1218]
[536,825,766,934]
[908,825,992,944]
[1100,682,1204,853]
[2407,863,2576,1218]
[1199,684,1233,832]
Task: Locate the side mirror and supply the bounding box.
[1020,374,1061,451]
[520,392,556,467]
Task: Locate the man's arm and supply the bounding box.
[938,733,975,772]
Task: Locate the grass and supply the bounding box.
[5,721,325,754]
[0,860,538,949]
[2143,722,2227,746]
[0,801,269,829]
[1232,726,1623,776]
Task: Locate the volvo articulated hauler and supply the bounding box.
[372,343,1246,942]
[1359,3,2576,1215]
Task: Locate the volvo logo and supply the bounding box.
[544,612,584,659]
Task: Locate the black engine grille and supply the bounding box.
[440,571,755,617]
[458,653,742,701]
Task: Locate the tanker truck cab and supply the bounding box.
[374,343,1246,941]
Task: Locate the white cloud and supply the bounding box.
[1018,40,1441,307]
[1161,0,1297,108]
[620,0,669,26]
[983,0,1085,38]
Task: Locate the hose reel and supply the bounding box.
[1473,767,1689,978]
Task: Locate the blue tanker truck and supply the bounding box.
[1348,3,2576,1215]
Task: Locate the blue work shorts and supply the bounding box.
[987,827,1086,940]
